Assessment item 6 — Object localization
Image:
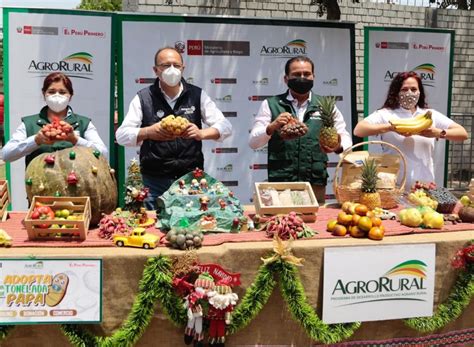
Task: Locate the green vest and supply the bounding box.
[22,106,90,167]
[267,92,329,185]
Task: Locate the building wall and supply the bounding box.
[123,0,474,115]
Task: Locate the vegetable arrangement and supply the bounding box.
[255,212,315,240]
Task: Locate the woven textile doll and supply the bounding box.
[206,279,239,347]
[184,272,215,347]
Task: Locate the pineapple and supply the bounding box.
[318,96,339,149]
[359,158,381,210]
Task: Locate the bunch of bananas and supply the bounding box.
[389,111,432,135]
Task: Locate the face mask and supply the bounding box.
[287,77,313,95]
[45,93,70,113]
[398,90,420,110]
[161,65,182,87]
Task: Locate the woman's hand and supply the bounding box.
[34,130,54,145]
[64,131,78,145]
[418,127,441,138]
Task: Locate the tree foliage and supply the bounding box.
[77,0,122,11]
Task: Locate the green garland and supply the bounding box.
[227,262,277,333]
[277,261,361,344]
[405,269,473,332]
[0,326,14,341]
[0,254,472,346]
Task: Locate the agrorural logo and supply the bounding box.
[331,260,428,306]
[28,52,94,80]
[253,146,268,154]
[216,95,232,102]
[217,164,233,172]
[384,63,436,87]
[253,78,269,85]
[260,39,307,57]
[323,78,338,86]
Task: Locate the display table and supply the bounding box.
[0,228,473,346]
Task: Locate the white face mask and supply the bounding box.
[45,93,70,113]
[398,90,420,110]
[160,65,182,87]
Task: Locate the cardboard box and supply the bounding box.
[254,182,319,222]
[340,151,399,189]
[24,196,91,241]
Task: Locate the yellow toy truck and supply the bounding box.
[113,227,159,249]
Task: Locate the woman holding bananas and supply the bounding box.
[354,71,467,189]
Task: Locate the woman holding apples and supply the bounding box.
[2,72,107,166]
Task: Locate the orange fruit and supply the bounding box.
[337,212,353,226]
[368,226,384,240]
[348,203,360,215]
[332,224,347,236]
[351,214,361,226]
[371,217,382,227]
[341,201,353,214]
[349,225,366,238]
[366,210,376,218]
[355,204,368,216]
[358,216,373,232]
[327,220,338,233]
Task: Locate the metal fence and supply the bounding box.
[447,113,474,193]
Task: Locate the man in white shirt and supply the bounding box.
[249,56,352,203]
[116,47,232,210]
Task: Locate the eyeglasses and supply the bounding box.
[156,63,183,70]
[45,89,70,95]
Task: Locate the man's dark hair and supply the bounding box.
[284,56,314,75]
[154,47,184,66]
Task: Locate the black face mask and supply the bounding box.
[287,77,313,94]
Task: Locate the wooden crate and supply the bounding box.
[254,182,319,222]
[0,180,10,222]
[24,196,91,241]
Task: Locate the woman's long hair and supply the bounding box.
[382,71,427,109]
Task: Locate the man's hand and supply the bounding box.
[182,123,203,141]
[320,134,342,153]
[34,130,54,145]
[147,122,177,141]
[266,112,291,135]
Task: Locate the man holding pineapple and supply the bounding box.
[249,56,352,203]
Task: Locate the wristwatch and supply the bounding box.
[439,129,447,139]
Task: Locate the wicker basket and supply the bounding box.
[333,140,407,209]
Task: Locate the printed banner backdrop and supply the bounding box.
[118,15,356,204]
[4,8,114,211]
[323,244,436,324]
[0,258,102,324]
[364,28,454,187]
